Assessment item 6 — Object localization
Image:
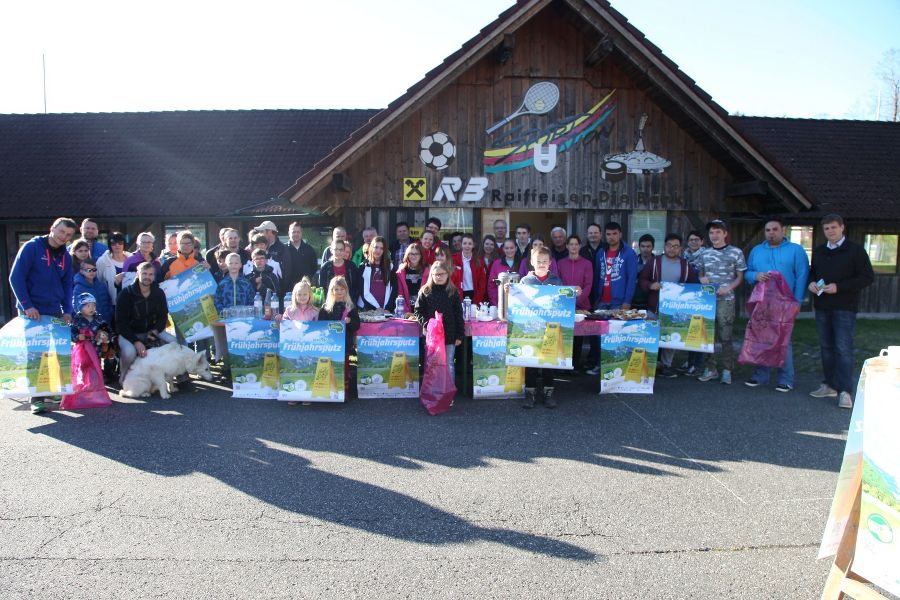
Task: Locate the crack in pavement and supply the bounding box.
[609,541,819,557]
[619,399,747,505]
[1,542,819,564]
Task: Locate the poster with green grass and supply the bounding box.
[357,321,419,399]
[278,320,346,402]
[472,321,523,398]
[600,320,659,394]
[159,264,219,342]
[505,284,575,369]
[853,364,900,596]
[658,283,715,353]
[225,317,280,399]
[0,316,72,398]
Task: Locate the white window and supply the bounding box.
[629,211,667,253]
[864,234,898,275]
[429,208,474,234]
[164,223,207,252]
[787,226,814,263]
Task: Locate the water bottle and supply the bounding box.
[395,296,405,319]
[463,297,472,321]
[263,289,273,320]
[253,293,263,318]
[284,292,292,309]
[270,291,280,317]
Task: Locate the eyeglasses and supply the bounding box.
[82,268,97,272]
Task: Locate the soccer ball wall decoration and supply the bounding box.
[419,132,456,171]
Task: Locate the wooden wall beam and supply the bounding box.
[584,34,614,67]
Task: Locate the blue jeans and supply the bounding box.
[445,344,456,382]
[814,309,857,394]
[752,344,795,387]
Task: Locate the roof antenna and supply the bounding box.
[42,54,47,114]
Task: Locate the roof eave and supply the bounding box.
[279,0,551,205]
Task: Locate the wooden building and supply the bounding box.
[1,0,898,320]
[278,0,899,313]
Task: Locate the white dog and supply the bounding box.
[121,343,212,399]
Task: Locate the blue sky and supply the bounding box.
[0,0,896,117]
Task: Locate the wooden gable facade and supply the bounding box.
[284,0,811,251]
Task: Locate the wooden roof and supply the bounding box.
[279,0,814,213]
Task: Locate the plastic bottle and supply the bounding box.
[263,289,273,319]
[270,291,280,318]
[463,297,472,321]
[395,296,405,319]
[253,293,263,318]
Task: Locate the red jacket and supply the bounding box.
[451,253,487,304]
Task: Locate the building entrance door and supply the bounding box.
[507,210,570,243]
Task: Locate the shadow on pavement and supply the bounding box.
[27,373,849,561]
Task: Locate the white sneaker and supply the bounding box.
[838,392,853,409]
[809,384,838,398]
[720,370,732,385]
[586,366,601,376]
[697,368,718,382]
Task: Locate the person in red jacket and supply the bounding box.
[451,233,487,304]
[638,233,700,377]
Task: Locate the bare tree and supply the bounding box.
[876,48,899,122]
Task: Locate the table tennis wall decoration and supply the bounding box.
[601,113,671,181]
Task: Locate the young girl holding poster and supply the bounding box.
[279,277,319,405]
[318,276,360,398]
[414,262,464,381]
[281,278,319,322]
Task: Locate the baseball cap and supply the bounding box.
[706,219,728,231]
[256,220,278,233]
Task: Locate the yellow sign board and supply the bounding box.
[35,350,62,394]
[261,352,280,391]
[539,322,565,365]
[311,357,337,399]
[685,314,708,348]
[623,348,649,383]
[388,351,413,390]
[403,177,427,201]
[504,366,525,393]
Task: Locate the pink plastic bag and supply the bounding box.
[420,311,456,416]
[60,341,112,410]
[738,272,800,368]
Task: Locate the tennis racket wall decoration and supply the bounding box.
[485,81,560,135]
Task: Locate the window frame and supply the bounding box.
[862,232,899,276]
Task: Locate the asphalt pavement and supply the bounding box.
[0,371,859,599]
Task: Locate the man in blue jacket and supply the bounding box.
[9,217,78,414]
[743,218,810,392]
[586,222,637,376]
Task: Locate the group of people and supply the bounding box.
[9,211,874,414]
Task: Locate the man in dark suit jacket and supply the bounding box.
[280,221,319,293]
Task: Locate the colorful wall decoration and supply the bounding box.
[483,89,618,174]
